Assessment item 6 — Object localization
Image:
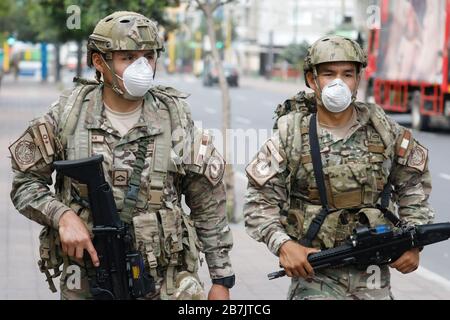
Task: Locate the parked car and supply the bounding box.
[203,62,239,87]
[18,60,41,77]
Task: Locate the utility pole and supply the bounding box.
[293,0,298,44]
[194,31,202,76]
[225,8,233,62]
[168,32,176,73]
[266,30,274,79]
[341,0,347,21]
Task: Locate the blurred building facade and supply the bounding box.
[166,0,379,76]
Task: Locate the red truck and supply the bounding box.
[365,0,450,130]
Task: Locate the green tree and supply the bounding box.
[281,40,310,69]
[4,0,179,80]
[190,0,237,222]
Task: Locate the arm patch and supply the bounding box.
[9,130,44,172]
[204,148,225,186]
[246,139,284,188]
[406,142,428,172]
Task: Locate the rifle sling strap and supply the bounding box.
[300,113,332,248]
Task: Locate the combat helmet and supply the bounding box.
[304,35,367,88]
[87,11,164,99]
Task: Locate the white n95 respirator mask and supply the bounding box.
[321,78,353,113]
[117,56,155,99]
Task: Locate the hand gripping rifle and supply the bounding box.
[54,155,155,299]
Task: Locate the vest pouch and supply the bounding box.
[369,153,389,192]
[180,213,201,273]
[281,208,304,240]
[159,207,184,255]
[38,226,64,292]
[302,204,340,249]
[357,208,394,229]
[325,163,368,209]
[133,212,161,271]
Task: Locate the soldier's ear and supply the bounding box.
[92,52,106,74]
[306,71,317,91]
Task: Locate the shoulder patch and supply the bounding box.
[396,130,412,158]
[246,139,283,188]
[205,148,225,186]
[406,142,428,172]
[9,131,43,172]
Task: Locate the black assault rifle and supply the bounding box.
[268,222,450,280]
[54,155,155,299]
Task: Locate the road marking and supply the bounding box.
[204,107,217,115]
[236,116,251,125]
[439,173,450,181]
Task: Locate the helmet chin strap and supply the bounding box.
[352,71,362,104]
[313,67,325,108]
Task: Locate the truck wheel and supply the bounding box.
[411,91,430,131]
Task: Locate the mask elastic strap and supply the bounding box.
[313,66,325,107]
[351,68,363,104]
[100,55,125,97]
[153,49,158,80]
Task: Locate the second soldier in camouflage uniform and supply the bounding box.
[9,11,234,300]
[244,35,434,300]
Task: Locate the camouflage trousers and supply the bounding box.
[60,261,206,300]
[287,265,394,300]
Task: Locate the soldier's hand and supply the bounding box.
[58,210,100,267]
[389,248,420,274]
[279,241,320,279]
[208,284,230,300]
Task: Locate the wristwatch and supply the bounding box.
[212,275,235,289]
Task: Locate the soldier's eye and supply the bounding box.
[122,55,134,61]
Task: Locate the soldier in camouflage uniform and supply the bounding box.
[9,11,234,300]
[244,35,434,300]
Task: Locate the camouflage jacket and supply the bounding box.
[9,83,234,287]
[244,93,435,255]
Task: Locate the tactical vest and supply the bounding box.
[276,92,399,249]
[39,79,200,295]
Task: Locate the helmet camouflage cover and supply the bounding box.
[87,11,164,67]
[304,35,367,87]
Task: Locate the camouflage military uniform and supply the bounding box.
[244,37,434,300]
[9,12,233,300]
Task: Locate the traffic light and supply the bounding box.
[216,41,224,49]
